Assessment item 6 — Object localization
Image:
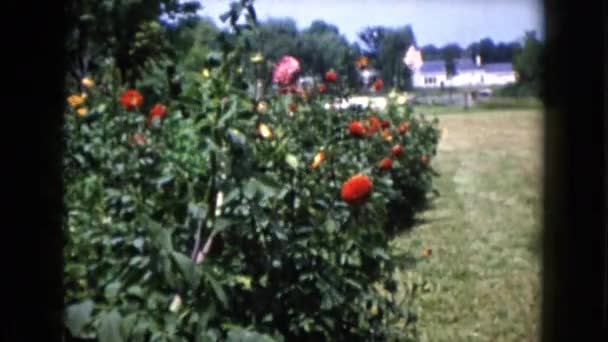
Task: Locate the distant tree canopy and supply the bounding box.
[358,25,417,90]
[66,1,540,96]
[65,0,201,87]
[512,31,543,97]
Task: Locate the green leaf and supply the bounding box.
[285,154,299,170]
[325,218,338,233]
[206,273,228,308]
[98,310,124,342]
[213,217,233,233]
[218,100,238,128]
[133,237,144,251]
[226,327,277,342]
[171,251,198,288]
[195,304,216,341]
[65,300,94,337]
[151,223,173,251]
[243,179,257,199]
[104,281,121,300]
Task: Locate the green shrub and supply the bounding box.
[63,2,439,341]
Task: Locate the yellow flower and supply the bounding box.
[201,68,211,78]
[81,77,95,88]
[311,152,325,169]
[76,107,89,117]
[382,129,393,142]
[258,123,273,139]
[235,275,252,289]
[396,95,407,105]
[256,101,268,114]
[370,304,379,317]
[250,52,264,64]
[67,94,85,107]
[169,294,182,313]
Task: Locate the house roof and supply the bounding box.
[483,62,514,73]
[419,60,445,73]
[455,58,482,71]
[416,59,514,74]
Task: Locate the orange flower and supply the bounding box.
[76,107,89,117]
[311,152,325,169]
[341,174,373,204]
[391,144,404,157]
[379,157,393,170]
[355,56,369,70]
[147,103,167,126]
[373,79,384,92]
[367,116,382,133]
[120,90,144,111]
[382,129,393,142]
[67,94,86,107]
[397,122,411,135]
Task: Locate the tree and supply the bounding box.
[420,44,441,60]
[358,25,417,90]
[440,43,463,77]
[65,0,201,88]
[513,30,543,96]
[255,18,300,62]
[298,20,356,79]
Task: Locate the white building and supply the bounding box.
[411,57,517,89]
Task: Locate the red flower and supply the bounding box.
[273,55,301,86]
[130,133,147,146]
[397,122,411,135]
[120,90,144,111]
[391,144,404,157]
[325,70,338,82]
[373,79,384,92]
[381,119,391,129]
[348,121,367,137]
[318,83,328,93]
[367,117,382,133]
[341,174,373,204]
[379,157,393,170]
[147,103,167,126]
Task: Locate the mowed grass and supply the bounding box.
[392,110,543,341]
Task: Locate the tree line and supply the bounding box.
[65,0,543,96]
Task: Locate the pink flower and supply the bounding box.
[272,56,301,86]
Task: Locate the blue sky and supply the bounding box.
[195,0,543,47]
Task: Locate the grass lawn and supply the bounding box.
[393,109,543,341]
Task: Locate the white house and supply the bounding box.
[411,56,517,89]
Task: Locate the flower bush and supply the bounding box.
[63,2,440,341]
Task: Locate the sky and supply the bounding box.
[194,0,543,47]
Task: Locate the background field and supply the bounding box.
[393,109,542,341]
